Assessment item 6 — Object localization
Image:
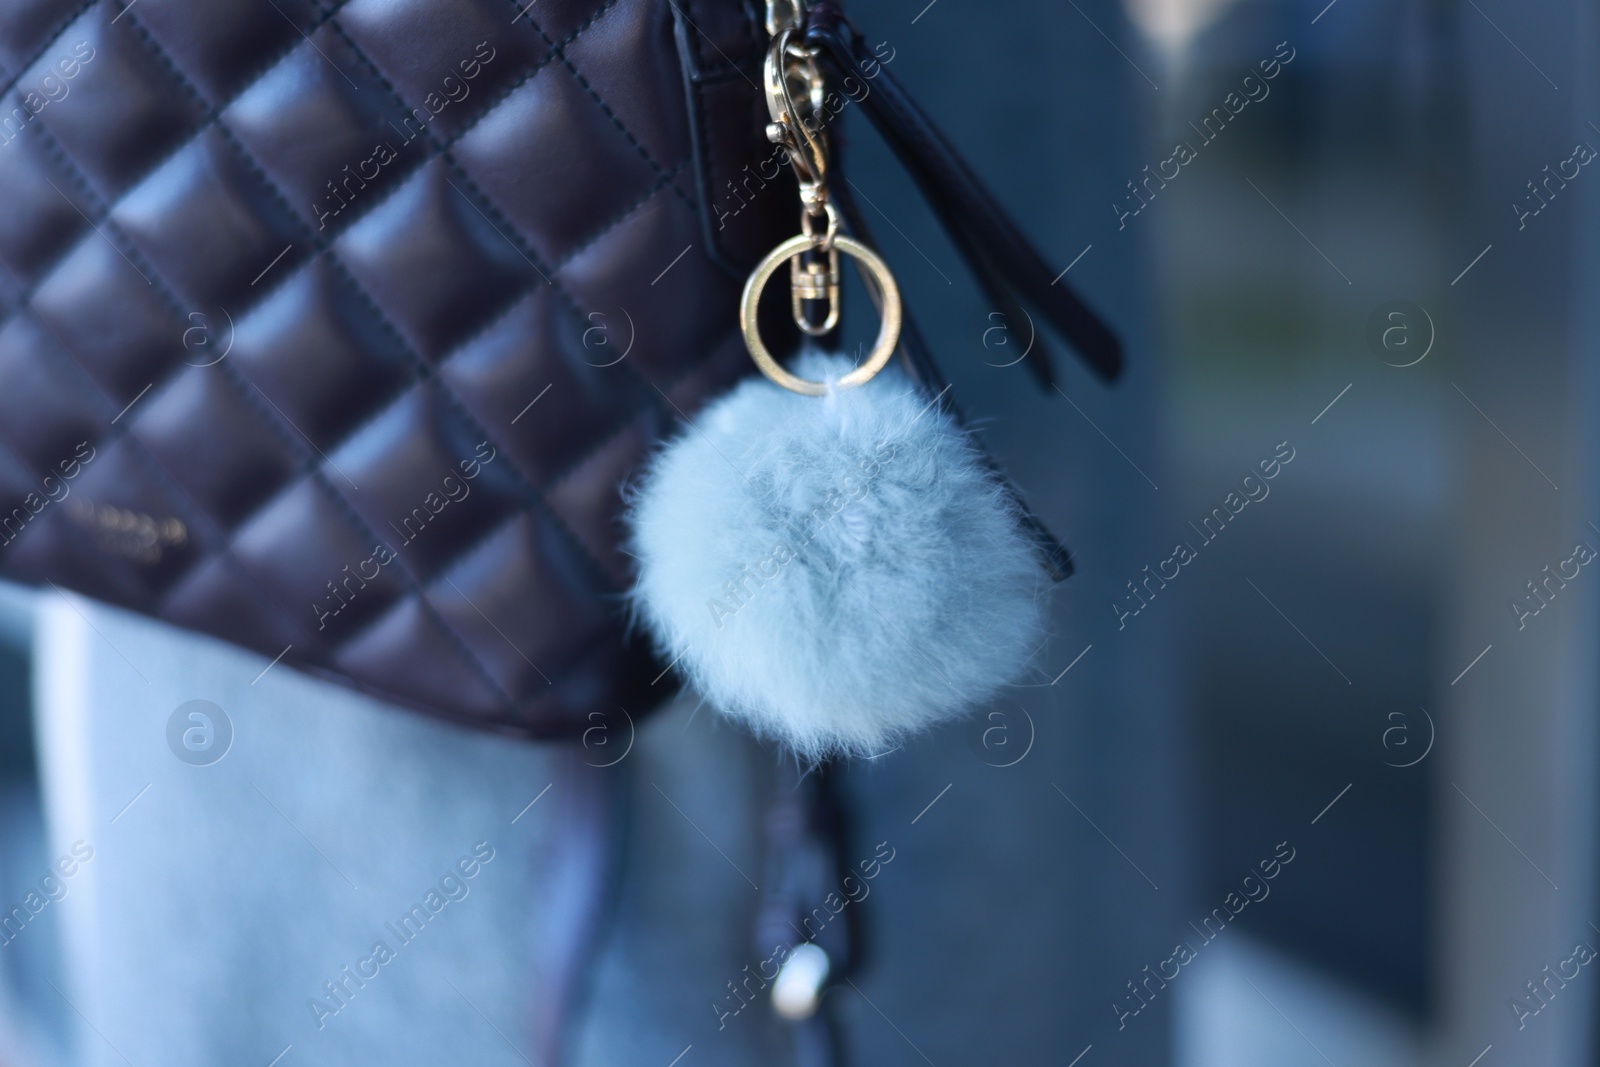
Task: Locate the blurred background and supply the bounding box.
[841,0,1600,1062]
[2,0,1598,1064]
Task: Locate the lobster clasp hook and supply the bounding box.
[741,0,903,394]
[763,27,828,205]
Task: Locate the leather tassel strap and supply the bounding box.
[832,176,1075,581]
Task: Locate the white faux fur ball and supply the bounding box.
[628,353,1045,759]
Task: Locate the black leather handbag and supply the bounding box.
[0,0,1117,739]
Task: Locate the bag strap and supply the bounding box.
[802,2,1124,388]
[832,178,1075,580]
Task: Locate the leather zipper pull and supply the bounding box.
[802,2,1124,386]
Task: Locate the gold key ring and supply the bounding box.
[739,233,902,396]
[742,5,902,396]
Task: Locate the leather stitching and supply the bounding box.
[208,103,637,622]
[0,279,339,672]
[506,0,694,211]
[16,122,338,661]
[318,11,689,440]
[549,160,684,272]
[262,34,654,593]
[7,0,684,584]
[538,319,738,498]
[111,6,523,711]
[0,0,596,340]
[0,0,673,406]
[456,0,623,144]
[0,0,101,104]
[0,0,360,305]
[440,160,686,372]
[0,0,763,727]
[322,6,698,515]
[262,161,686,498]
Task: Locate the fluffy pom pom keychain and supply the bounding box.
[627,19,1046,759]
[629,351,1044,759]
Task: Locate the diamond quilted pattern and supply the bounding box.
[429,510,615,698]
[131,0,321,105]
[161,549,318,661]
[0,312,112,473]
[30,7,205,200]
[228,260,413,452]
[31,229,189,404]
[338,0,550,143]
[112,127,306,312]
[543,410,662,587]
[451,62,662,266]
[559,185,732,384]
[440,285,647,485]
[560,0,687,167]
[518,0,629,55]
[0,0,789,738]
[334,591,510,719]
[0,0,90,80]
[332,383,523,582]
[225,25,425,234]
[129,366,299,529]
[232,476,411,640]
[0,129,96,285]
[335,157,538,361]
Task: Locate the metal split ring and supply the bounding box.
[739,234,903,396]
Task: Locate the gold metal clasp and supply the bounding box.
[765,0,806,36]
[789,200,841,335]
[740,1,902,395]
[790,246,840,335]
[741,234,902,396]
[763,28,828,206]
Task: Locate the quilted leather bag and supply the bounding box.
[0,0,802,738]
[0,0,1117,739]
